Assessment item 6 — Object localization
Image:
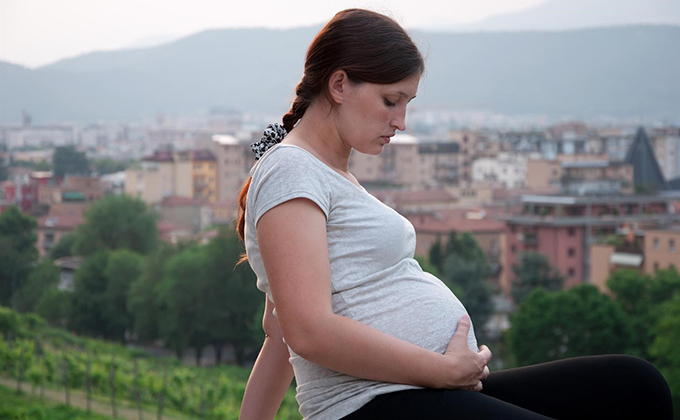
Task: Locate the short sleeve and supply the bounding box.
[249,147,331,227]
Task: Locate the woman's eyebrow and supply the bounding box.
[396,91,417,100]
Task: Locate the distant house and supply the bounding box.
[53,256,83,292]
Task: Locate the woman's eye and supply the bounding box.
[384,99,396,107]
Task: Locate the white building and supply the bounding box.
[1,125,75,149]
[472,153,527,189]
[651,131,680,181]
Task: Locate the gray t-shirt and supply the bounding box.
[245,144,478,420]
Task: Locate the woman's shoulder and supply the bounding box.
[250,144,329,179]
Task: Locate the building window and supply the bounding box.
[510,225,517,233]
[568,248,575,257]
[670,239,676,252]
[653,237,659,250]
[568,268,575,277]
[511,244,517,254]
[568,227,575,237]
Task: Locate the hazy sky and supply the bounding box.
[0,0,547,68]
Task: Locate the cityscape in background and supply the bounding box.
[2,110,679,341]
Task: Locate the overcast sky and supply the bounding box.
[0,0,548,68]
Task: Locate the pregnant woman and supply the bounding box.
[237,9,672,420]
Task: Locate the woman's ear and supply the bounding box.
[328,70,348,105]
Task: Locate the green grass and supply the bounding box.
[0,383,112,420]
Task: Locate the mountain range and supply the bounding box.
[1,24,678,124]
[433,0,680,31]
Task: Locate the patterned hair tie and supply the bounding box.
[251,123,288,160]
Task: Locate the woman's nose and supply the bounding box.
[391,112,406,132]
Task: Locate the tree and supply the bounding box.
[607,268,680,358]
[49,233,78,260]
[0,206,38,306]
[12,260,60,313]
[0,154,8,182]
[35,288,72,328]
[509,285,631,366]
[649,267,680,305]
[155,229,263,366]
[73,195,158,256]
[103,249,143,342]
[93,158,130,175]
[156,246,208,360]
[52,146,90,178]
[649,293,680,413]
[202,228,261,365]
[428,240,444,274]
[128,242,178,343]
[440,232,493,342]
[511,252,564,304]
[69,251,112,338]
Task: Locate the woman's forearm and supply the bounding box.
[294,313,454,389]
[239,336,294,420]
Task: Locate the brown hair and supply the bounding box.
[236,9,424,263]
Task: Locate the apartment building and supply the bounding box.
[645,226,680,273]
[125,149,217,204]
[35,202,91,258]
[350,134,461,188]
[212,134,252,202]
[499,194,679,298]
[650,127,680,181]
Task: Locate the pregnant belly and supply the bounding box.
[333,269,479,354]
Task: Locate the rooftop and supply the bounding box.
[519,193,680,206]
[498,213,680,227]
[212,134,242,146]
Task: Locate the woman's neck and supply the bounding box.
[281,101,351,174]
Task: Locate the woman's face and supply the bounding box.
[335,73,420,155]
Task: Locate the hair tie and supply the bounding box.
[251,123,288,160]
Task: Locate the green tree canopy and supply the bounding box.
[68,251,111,338]
[157,245,207,360]
[93,158,130,175]
[49,232,78,260]
[12,259,60,313]
[155,228,262,365]
[202,228,261,365]
[53,146,90,178]
[509,285,631,366]
[511,252,564,304]
[128,242,178,343]
[0,206,38,306]
[103,249,144,342]
[0,154,8,182]
[73,195,158,256]
[607,267,680,358]
[649,293,680,412]
[35,288,72,328]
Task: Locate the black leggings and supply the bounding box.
[341,355,673,420]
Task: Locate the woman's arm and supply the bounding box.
[239,296,294,420]
[257,198,491,391]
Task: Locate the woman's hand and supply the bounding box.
[440,314,492,391]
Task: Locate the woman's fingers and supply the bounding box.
[445,314,471,353]
[480,365,490,380]
[478,344,492,364]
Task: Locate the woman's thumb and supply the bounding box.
[451,314,471,342]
